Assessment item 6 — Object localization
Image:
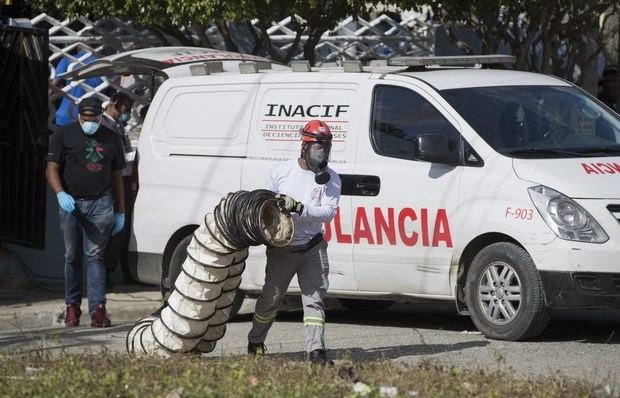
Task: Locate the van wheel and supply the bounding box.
[465,242,550,341]
[163,235,245,320]
[339,298,394,312]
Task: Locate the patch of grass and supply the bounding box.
[0,351,604,397]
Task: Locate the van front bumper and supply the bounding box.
[539,271,620,308]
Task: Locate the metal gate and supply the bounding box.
[0,25,49,249]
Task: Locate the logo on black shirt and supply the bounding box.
[85,139,104,172]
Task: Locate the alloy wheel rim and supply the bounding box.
[478,261,522,325]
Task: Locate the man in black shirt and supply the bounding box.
[46,97,126,328]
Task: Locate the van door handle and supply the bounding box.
[354,176,381,196]
[338,175,381,196]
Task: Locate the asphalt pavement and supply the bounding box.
[0,282,618,384]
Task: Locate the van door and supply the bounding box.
[351,77,462,297]
[240,77,360,292]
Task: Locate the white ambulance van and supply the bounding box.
[67,47,620,341]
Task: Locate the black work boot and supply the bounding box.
[308,349,334,367]
[248,342,266,356]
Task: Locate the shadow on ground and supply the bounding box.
[267,340,489,362]
[233,301,620,344]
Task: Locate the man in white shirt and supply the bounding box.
[248,120,341,366]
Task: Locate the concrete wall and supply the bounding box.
[7,185,66,281]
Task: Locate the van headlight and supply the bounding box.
[528,185,609,243]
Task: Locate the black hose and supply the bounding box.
[213,190,283,249]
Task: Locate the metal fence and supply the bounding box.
[29,12,434,132]
[0,25,49,249]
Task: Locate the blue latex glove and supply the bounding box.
[112,213,125,236]
[56,191,75,213]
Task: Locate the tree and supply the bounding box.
[398,0,618,86]
[28,0,376,65]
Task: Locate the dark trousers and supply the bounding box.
[103,176,134,282]
[59,194,114,314]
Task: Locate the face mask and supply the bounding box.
[303,142,331,184]
[119,112,130,123]
[80,119,100,135]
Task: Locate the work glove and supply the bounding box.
[112,213,125,236]
[275,194,304,215]
[56,191,75,213]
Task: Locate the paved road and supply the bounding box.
[1,301,618,383]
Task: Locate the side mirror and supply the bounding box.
[415,134,460,165]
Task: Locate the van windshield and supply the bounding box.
[441,85,620,158]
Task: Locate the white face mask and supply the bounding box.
[79,117,101,135]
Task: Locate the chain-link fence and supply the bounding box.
[30,12,434,133]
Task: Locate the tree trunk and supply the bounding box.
[444,24,474,55]
[257,21,284,63]
[153,23,194,46]
[283,15,303,64]
[216,21,239,52]
[245,21,262,55]
[149,26,173,46]
[304,29,325,66]
[191,21,214,49]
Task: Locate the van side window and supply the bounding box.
[371,85,460,161]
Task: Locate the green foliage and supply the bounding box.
[27,0,378,64]
[0,351,602,397]
[402,0,617,83]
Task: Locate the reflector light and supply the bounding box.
[190,61,224,76]
[239,62,259,74]
[343,60,363,73]
[290,61,311,72]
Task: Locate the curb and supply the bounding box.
[0,289,162,331]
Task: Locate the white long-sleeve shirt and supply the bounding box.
[269,159,341,245]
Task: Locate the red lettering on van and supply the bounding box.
[432,209,453,248]
[597,163,615,174]
[375,207,396,245]
[582,162,620,174]
[397,208,418,246]
[353,208,374,244]
[582,163,599,174]
[420,208,430,246]
[324,207,452,248]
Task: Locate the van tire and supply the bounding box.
[339,298,394,312]
[163,235,245,320]
[465,242,550,341]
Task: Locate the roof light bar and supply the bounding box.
[388,55,516,67]
[190,61,224,76]
[343,60,363,73]
[290,60,311,72]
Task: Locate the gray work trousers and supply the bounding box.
[248,240,329,353]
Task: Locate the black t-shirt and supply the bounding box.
[47,121,125,198]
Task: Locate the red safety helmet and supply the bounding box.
[300,120,333,143]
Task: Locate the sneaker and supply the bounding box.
[308,349,334,367]
[247,342,266,356]
[64,303,81,327]
[90,303,111,327]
